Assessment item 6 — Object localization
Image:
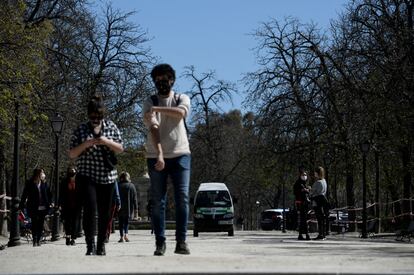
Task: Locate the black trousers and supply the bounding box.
[76,175,114,245]
[30,209,47,242]
[297,202,309,235]
[63,208,78,239]
[315,205,327,237]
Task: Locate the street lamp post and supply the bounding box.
[282,173,287,233]
[8,99,21,247]
[50,114,64,241]
[323,153,331,236]
[255,200,260,230]
[360,141,370,239]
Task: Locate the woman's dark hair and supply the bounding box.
[119,171,131,182]
[31,168,44,183]
[150,64,176,82]
[87,93,105,117]
[314,166,325,179]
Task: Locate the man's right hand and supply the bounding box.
[155,154,165,171]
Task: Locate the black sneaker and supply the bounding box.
[70,239,76,246]
[305,234,311,241]
[174,241,190,255]
[96,243,106,256]
[298,235,305,240]
[154,242,166,256]
[66,237,70,246]
[85,242,96,256]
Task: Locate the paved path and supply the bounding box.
[0,230,413,275]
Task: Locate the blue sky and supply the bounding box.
[108,0,349,111]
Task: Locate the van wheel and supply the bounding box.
[228,229,234,237]
[193,230,199,237]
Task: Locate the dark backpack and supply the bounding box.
[150,93,189,135]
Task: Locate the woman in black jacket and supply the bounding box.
[19,168,52,246]
[293,167,311,240]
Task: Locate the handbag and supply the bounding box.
[102,148,118,171]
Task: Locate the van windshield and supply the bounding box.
[195,190,232,207]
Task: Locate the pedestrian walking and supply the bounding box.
[143,63,191,256]
[69,94,123,256]
[117,171,138,243]
[19,168,52,247]
[105,180,121,243]
[60,166,79,246]
[293,166,310,241]
[310,166,329,240]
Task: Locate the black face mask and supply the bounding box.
[155,79,172,95]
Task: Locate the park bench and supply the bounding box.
[395,220,414,242]
[359,220,377,238]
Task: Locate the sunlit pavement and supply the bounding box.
[0,230,413,275]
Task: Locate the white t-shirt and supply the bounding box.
[143,91,191,158]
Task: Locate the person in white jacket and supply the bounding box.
[310,166,329,240]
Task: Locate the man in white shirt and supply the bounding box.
[143,64,191,256]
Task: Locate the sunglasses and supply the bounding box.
[89,115,103,121]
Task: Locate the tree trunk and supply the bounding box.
[345,150,356,231]
[0,143,7,236]
[401,145,412,222]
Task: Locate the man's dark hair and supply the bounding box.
[150,63,176,82]
[87,93,105,117]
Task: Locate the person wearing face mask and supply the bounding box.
[60,166,79,246]
[69,94,123,256]
[293,166,311,240]
[143,64,191,256]
[19,168,52,247]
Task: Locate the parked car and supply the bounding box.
[260,209,289,231]
[193,182,235,237]
[329,210,349,232]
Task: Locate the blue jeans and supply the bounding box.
[147,155,191,244]
[118,216,129,237]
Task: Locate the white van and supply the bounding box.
[193,182,234,237]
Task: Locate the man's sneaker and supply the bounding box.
[174,241,190,255]
[313,235,326,240]
[96,243,106,256]
[154,242,166,256]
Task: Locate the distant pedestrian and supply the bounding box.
[69,94,124,256]
[60,166,79,246]
[143,64,191,255]
[19,168,52,247]
[117,171,138,242]
[105,180,121,243]
[293,166,310,241]
[310,166,329,240]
